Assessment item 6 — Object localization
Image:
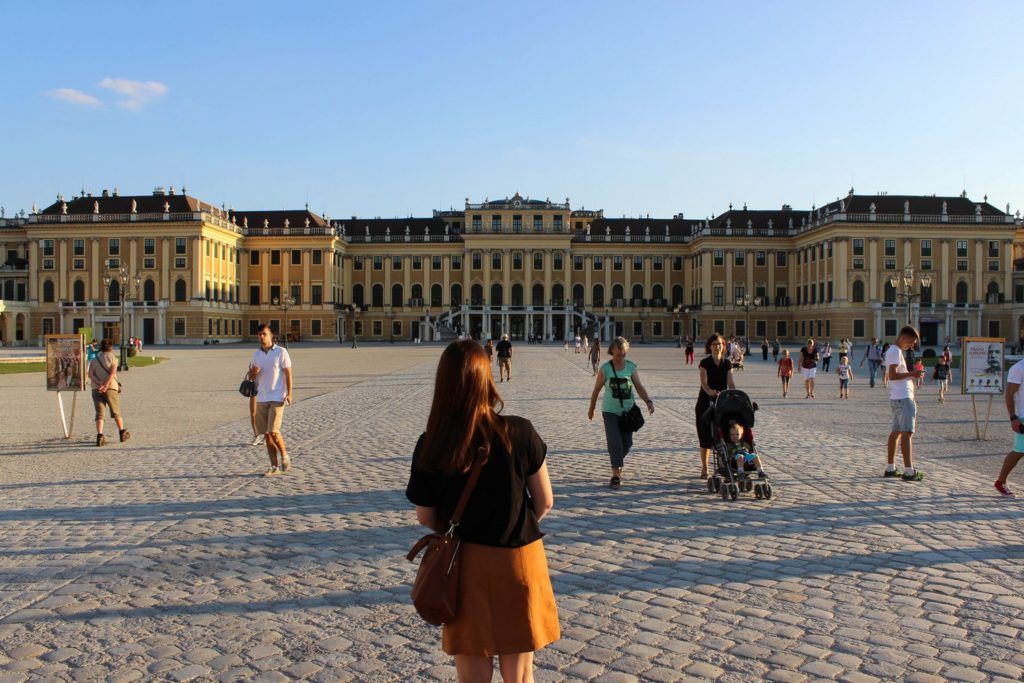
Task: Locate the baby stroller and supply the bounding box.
[704,389,773,501]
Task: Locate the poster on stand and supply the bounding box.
[45,334,85,392]
[961,337,1005,395]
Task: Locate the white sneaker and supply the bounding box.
[251,434,265,446]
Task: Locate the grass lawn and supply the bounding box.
[0,356,166,375]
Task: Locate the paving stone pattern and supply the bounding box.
[1,346,1022,681]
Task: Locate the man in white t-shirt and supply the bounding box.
[996,358,1024,495]
[883,326,926,481]
[249,324,293,477]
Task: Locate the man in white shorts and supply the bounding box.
[996,357,1024,495]
[249,324,293,476]
[799,339,819,398]
[883,326,925,481]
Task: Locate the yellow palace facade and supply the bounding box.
[1,187,1021,347]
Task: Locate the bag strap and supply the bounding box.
[447,447,487,535]
[609,362,627,412]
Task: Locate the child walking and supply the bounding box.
[777,349,793,398]
[934,359,951,403]
[836,354,854,399]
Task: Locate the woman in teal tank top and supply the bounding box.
[587,337,655,489]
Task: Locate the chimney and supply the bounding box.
[169,185,176,196]
[781,204,792,211]
[112,187,119,197]
[101,189,109,198]
[153,186,165,196]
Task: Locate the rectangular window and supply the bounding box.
[884,319,898,337]
[174,257,186,268]
[269,285,281,302]
[853,238,864,256]
[572,254,585,271]
[473,253,483,270]
[515,252,525,270]
[249,319,259,336]
[492,252,502,270]
[289,250,300,265]
[205,241,211,256]
[533,215,543,231]
[653,256,663,271]
[989,240,1000,258]
[734,251,745,266]
[713,250,724,266]
[614,256,623,271]
[271,250,281,265]
[104,238,120,257]
[853,258,865,269]
[653,321,663,337]
[755,251,766,267]
[250,250,260,265]
[312,250,323,265]
[472,215,481,232]
[713,286,724,306]
[143,257,155,269]
[956,240,968,257]
[491,216,501,232]
[311,285,323,305]
[173,318,186,336]
[73,258,85,270]
[412,255,422,270]
[735,320,746,338]
[512,215,522,232]
[734,286,745,302]
[250,285,260,304]
[988,319,1001,338]
[533,252,543,270]
[432,255,442,271]
[553,253,563,270]
[312,319,322,336]
[633,256,643,271]
[553,216,563,232]
[776,251,787,267]
[42,258,55,270]
[106,258,119,269]
[593,256,603,271]
[776,320,787,337]
[175,237,187,255]
[392,320,402,338]
[921,259,933,271]
[673,256,683,271]
[73,239,85,256]
[714,320,725,334]
[354,321,363,336]
[920,239,932,257]
[142,237,155,256]
[633,321,643,338]
[353,256,364,270]
[373,256,383,270]
[451,255,462,270]
[851,319,865,338]
[373,320,383,336]
[956,319,969,338]
[989,260,1000,272]
[957,259,968,271]
[884,259,896,270]
[392,256,402,270]
[884,239,896,257]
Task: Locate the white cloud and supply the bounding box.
[98,77,169,110]
[46,88,102,107]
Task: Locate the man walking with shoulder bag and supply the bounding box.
[88,338,131,446]
[250,324,293,476]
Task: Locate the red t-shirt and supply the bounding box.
[778,358,794,377]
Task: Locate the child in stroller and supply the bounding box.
[705,389,773,500]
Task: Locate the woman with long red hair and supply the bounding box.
[406,340,559,682]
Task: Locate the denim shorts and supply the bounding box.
[1014,431,1024,453]
[890,398,917,433]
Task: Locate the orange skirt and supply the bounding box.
[442,538,560,656]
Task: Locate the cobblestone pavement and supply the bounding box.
[1,345,1022,682]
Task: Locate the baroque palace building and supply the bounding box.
[0,186,1021,347]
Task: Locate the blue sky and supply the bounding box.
[2,1,1021,220]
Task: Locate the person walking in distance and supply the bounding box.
[799,338,820,398]
[821,339,833,372]
[861,337,883,388]
[249,323,293,476]
[761,338,769,361]
[684,336,695,365]
[496,333,514,382]
[883,326,926,481]
[995,356,1024,495]
[589,338,602,376]
[587,337,655,489]
[771,337,780,362]
[88,338,130,446]
[406,340,559,680]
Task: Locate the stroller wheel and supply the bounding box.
[743,480,753,492]
[754,485,764,499]
[713,476,722,493]
[729,484,739,500]
[706,477,715,493]
[764,484,773,500]
[721,483,730,500]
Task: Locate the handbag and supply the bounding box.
[239,373,258,398]
[610,363,645,433]
[406,448,486,626]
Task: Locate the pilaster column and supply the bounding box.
[282,250,291,303]
[767,250,776,301]
[262,250,269,304]
[462,248,471,306]
[303,250,311,305]
[543,250,552,305]
[58,240,68,300]
[835,239,848,303]
[940,239,950,301]
[403,255,411,307]
[192,237,203,300]
[974,240,983,303]
[724,250,733,304]
[1004,239,1014,299]
[502,249,511,306]
[745,250,753,302]
[868,239,878,302]
[91,239,100,300]
[342,253,352,304]
[161,238,170,300]
[28,240,39,301]
[584,256,593,306]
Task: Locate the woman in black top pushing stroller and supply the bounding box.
[704,389,774,501]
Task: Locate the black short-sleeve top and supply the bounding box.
[405,415,547,548]
[699,356,733,393]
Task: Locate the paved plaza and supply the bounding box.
[1,344,1022,682]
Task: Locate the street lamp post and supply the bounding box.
[736,294,763,355]
[348,304,363,348]
[102,266,142,371]
[272,294,296,347]
[888,265,932,325]
[673,304,689,347]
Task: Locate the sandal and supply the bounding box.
[609,476,621,490]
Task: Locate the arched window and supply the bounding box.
[883,281,896,304]
[411,283,422,302]
[142,279,155,303]
[612,284,624,302]
[532,283,544,307]
[450,283,462,307]
[511,283,523,306]
[42,280,55,303]
[593,284,605,308]
[352,283,365,306]
[672,284,684,307]
[552,283,564,305]
[73,280,86,303]
[431,283,442,307]
[572,284,584,307]
[956,281,969,304]
[108,279,121,304]
[652,284,664,302]
[632,284,644,303]
[372,284,384,308]
[471,283,483,305]
[391,283,403,308]
[920,283,932,305]
[851,280,865,303]
[490,283,503,306]
[987,281,1001,304]
[174,279,187,302]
